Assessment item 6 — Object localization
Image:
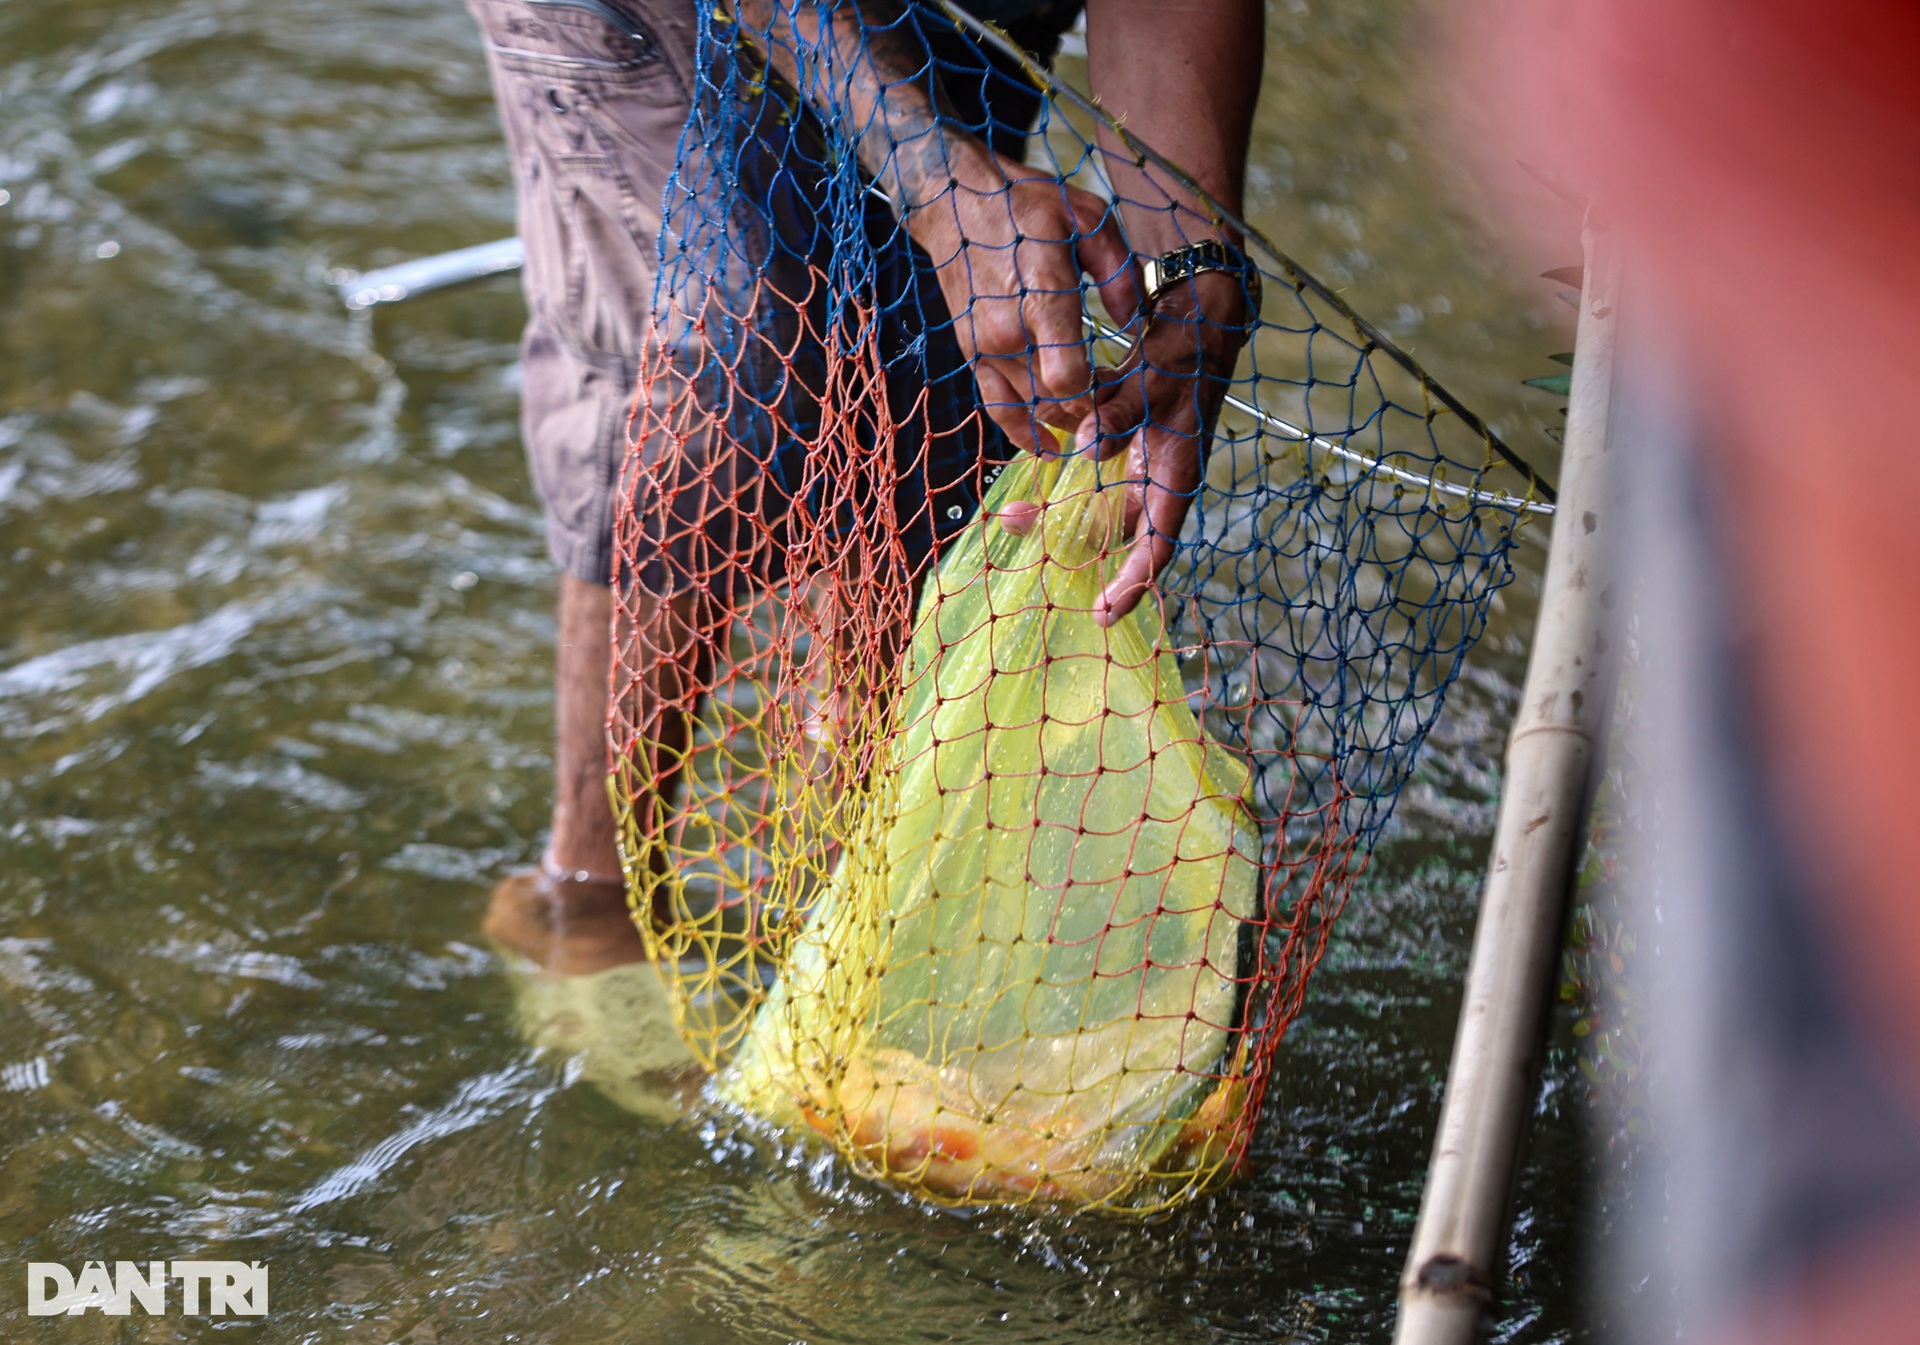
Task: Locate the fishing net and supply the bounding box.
[607,0,1551,1213]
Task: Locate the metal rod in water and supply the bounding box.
[1082,317,1554,517]
[334,237,1552,516]
[337,236,526,311]
[1391,220,1621,1345]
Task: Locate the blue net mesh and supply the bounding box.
[609,0,1549,1211]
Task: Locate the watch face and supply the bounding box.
[1141,243,1260,317]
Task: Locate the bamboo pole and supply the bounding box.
[1391,221,1621,1345]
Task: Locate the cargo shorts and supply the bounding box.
[468,0,1069,587]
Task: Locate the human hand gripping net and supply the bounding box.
[608,0,1552,1213]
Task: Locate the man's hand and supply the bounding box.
[1081,269,1249,625]
[904,135,1140,452]
[728,0,1260,626]
[999,268,1250,626]
[1069,0,1265,623]
[727,0,1141,449]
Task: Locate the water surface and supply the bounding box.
[0,0,1591,1338]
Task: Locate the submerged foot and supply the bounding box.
[484,863,647,977]
[507,952,702,1123]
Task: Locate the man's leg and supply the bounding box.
[489,572,711,974]
[484,574,641,976]
[463,0,705,974]
[549,571,623,882]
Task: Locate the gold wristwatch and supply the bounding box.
[1140,240,1263,319]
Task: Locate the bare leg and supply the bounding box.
[612,576,711,860]
[787,567,910,783]
[550,572,625,879]
[486,573,647,975]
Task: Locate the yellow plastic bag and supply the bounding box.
[721,439,1262,1210]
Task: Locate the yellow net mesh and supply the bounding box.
[607,0,1543,1213]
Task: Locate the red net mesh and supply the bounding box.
[606,0,1545,1212]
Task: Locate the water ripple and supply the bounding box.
[288,1059,555,1214]
[0,596,282,736]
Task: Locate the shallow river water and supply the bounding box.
[0,0,1593,1339]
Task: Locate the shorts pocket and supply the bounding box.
[475,0,691,359]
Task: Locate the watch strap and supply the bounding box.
[1140,240,1262,317]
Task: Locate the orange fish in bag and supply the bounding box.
[721,437,1263,1210]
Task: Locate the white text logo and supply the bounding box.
[27,1261,268,1316]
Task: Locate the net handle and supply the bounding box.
[930,0,1559,507]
